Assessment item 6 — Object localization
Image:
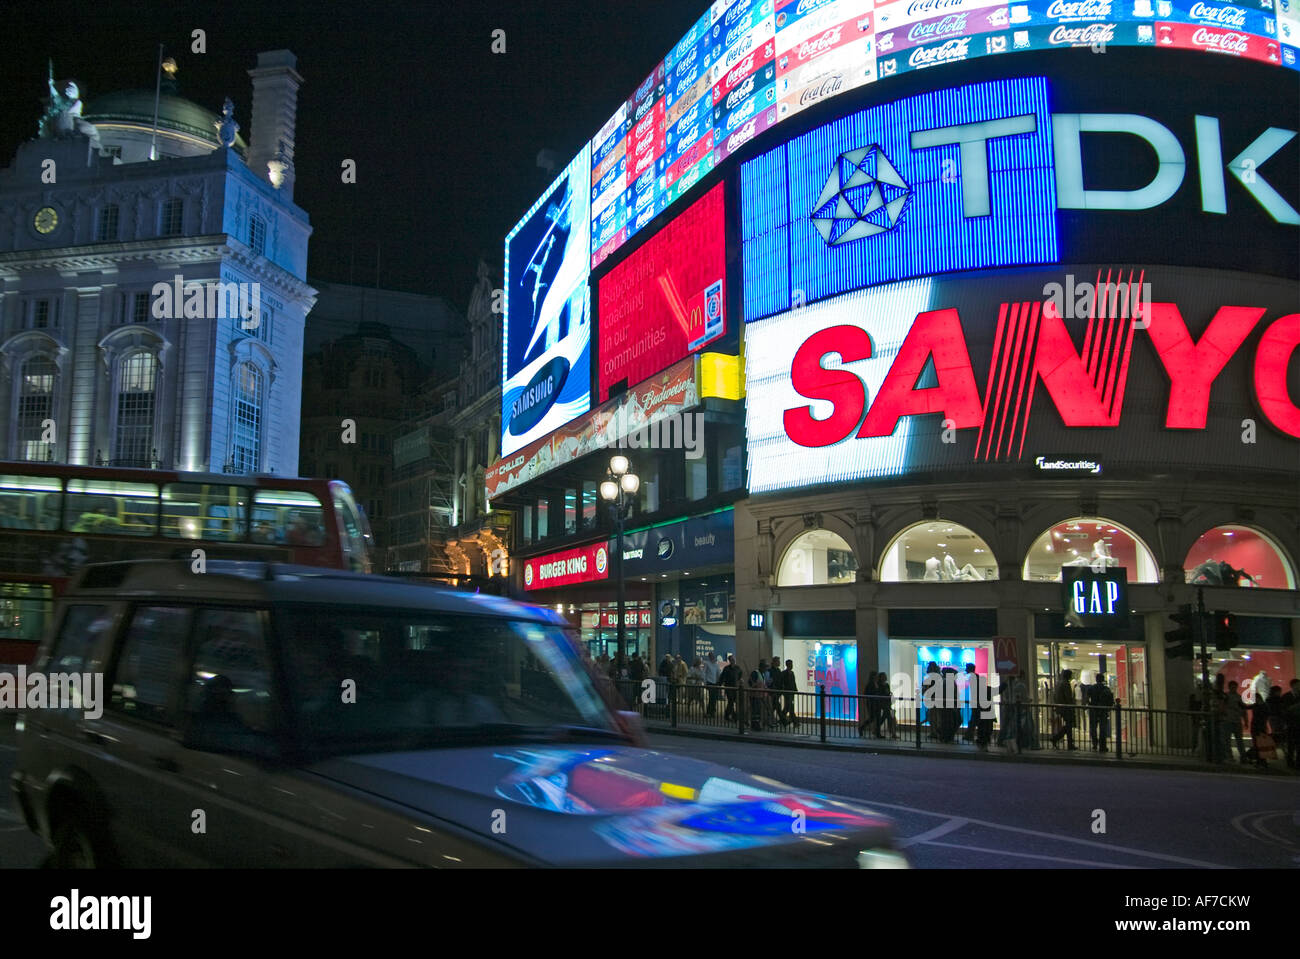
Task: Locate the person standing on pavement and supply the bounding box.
[874,671,897,738]
[781,659,799,728]
[703,652,721,717]
[1224,680,1248,763]
[1088,673,1115,753]
[720,654,740,721]
[1050,669,1077,750]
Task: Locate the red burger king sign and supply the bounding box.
[522,541,613,591]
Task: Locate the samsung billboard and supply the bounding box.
[503,147,593,457]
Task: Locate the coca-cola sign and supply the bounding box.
[799,26,845,60]
[1192,26,1251,51]
[1189,1,1249,26]
[908,36,972,65]
[1048,23,1117,44]
[727,74,758,111]
[907,12,969,41]
[1044,0,1113,18]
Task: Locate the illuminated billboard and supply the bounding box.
[598,182,727,402]
[502,146,592,457]
[744,267,1300,494]
[741,76,1059,322]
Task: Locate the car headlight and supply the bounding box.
[858,848,909,869]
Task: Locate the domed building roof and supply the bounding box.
[82,89,248,158]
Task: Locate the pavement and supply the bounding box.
[640,715,1300,777]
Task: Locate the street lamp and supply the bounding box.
[600,455,639,659]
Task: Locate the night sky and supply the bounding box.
[1,0,706,310]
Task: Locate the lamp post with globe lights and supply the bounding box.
[600,455,640,659]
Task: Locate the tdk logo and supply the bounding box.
[798,81,1298,255]
[741,75,1298,322]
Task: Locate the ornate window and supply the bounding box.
[776,530,858,587]
[229,362,263,473]
[1184,526,1295,590]
[96,205,120,242]
[249,215,266,256]
[1023,518,1158,584]
[15,356,57,462]
[161,198,184,236]
[113,352,157,468]
[879,521,997,582]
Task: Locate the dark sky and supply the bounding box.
[0,0,706,311]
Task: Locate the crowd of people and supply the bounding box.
[578,645,1298,770]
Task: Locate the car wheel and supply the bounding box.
[50,813,114,869]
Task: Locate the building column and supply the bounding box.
[67,288,104,465]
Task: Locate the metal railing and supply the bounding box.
[607,680,1284,766]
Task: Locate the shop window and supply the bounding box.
[1023,519,1158,584]
[776,530,858,587]
[1184,526,1295,590]
[878,521,997,582]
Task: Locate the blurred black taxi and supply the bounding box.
[11,560,906,867]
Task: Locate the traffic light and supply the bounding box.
[1213,610,1238,652]
[1165,605,1197,659]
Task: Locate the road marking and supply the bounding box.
[1231,810,1299,851]
[860,798,1229,868]
[922,840,1141,868]
[898,817,968,848]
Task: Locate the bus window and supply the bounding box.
[161,483,249,542]
[64,480,159,535]
[331,487,371,573]
[0,474,62,530]
[252,490,325,547]
[0,582,53,643]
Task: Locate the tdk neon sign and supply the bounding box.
[741,76,1298,322]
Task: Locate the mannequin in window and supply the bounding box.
[923,557,942,581]
[1064,539,1117,570]
[943,553,983,581]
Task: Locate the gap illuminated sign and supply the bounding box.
[1062,568,1129,627]
[741,76,1298,322]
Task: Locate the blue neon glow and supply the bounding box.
[740,76,1060,322]
[502,145,592,456]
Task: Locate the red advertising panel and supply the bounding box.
[598,181,726,402]
[522,541,611,591]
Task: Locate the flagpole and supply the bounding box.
[149,43,164,160]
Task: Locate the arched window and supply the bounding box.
[1184,526,1295,589]
[879,521,997,582]
[113,351,157,468]
[16,355,57,461]
[776,530,858,586]
[1023,518,1158,583]
[229,362,263,473]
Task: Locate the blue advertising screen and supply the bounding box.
[740,75,1059,321]
[502,146,592,456]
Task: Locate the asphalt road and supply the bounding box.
[644,732,1300,869]
[2,719,1296,869]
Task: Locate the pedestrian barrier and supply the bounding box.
[605,680,1286,768]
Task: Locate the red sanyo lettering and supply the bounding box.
[1254,313,1300,437]
[783,305,1299,447]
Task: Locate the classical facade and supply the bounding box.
[0,50,313,474]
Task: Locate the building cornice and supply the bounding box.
[0,235,317,307]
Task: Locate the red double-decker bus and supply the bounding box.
[0,463,372,667]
